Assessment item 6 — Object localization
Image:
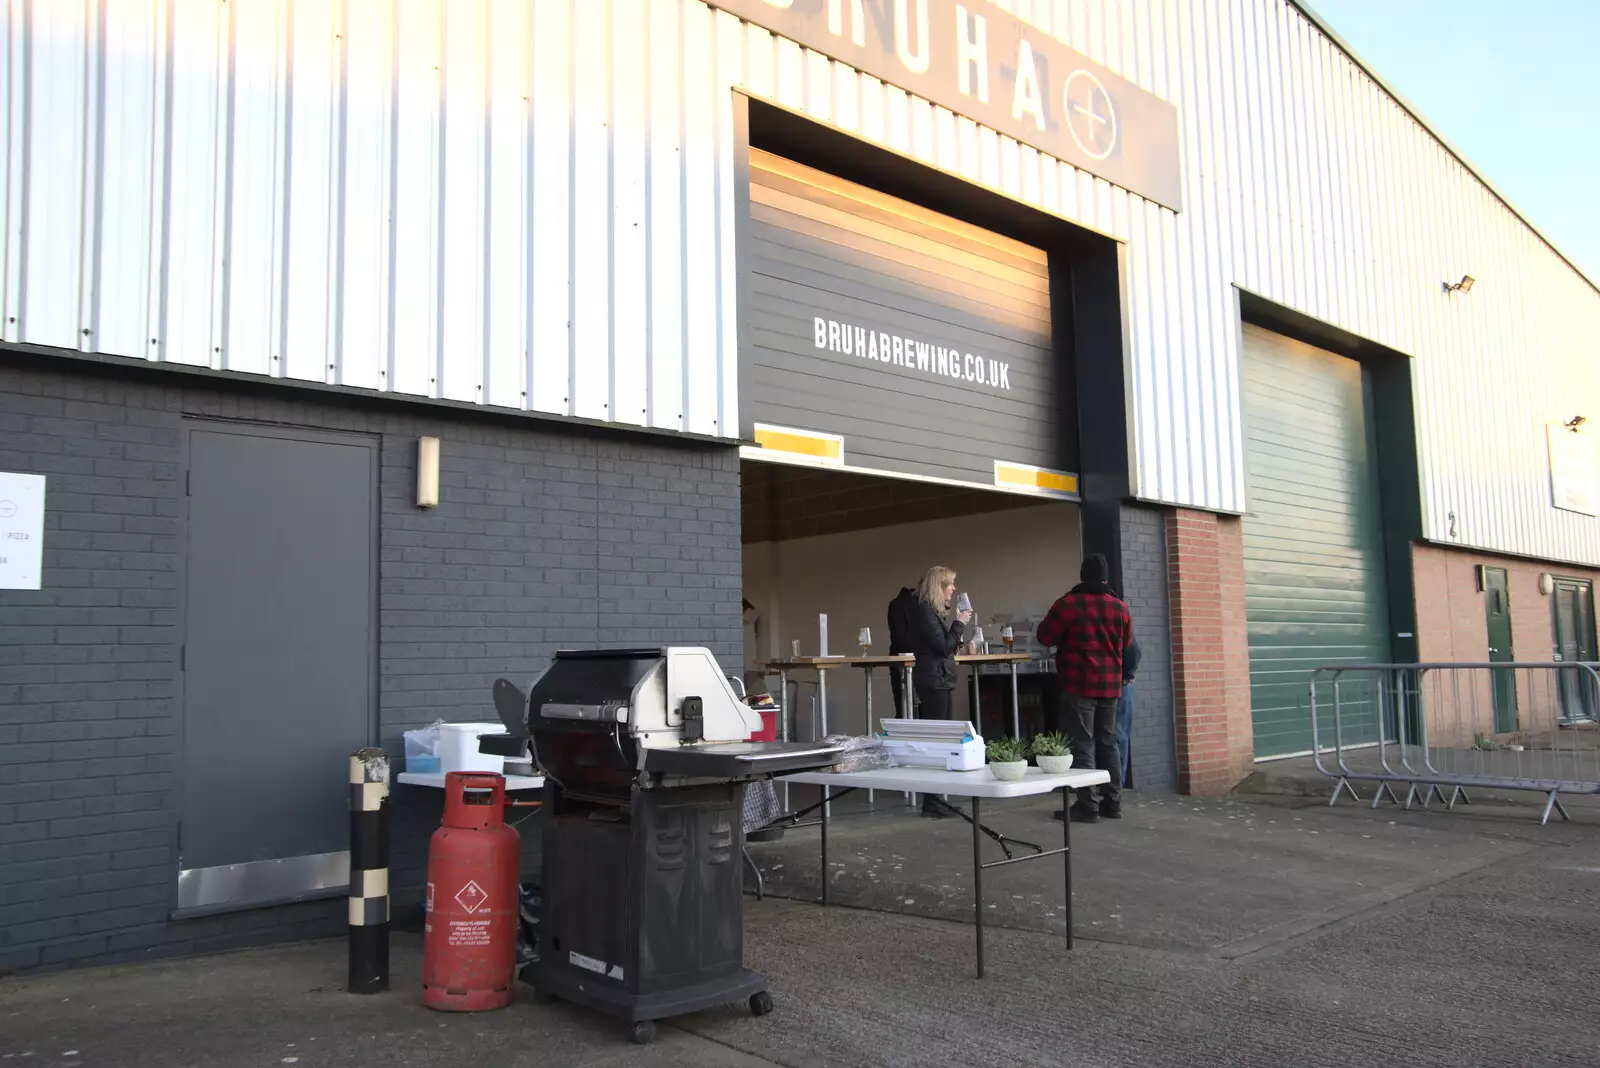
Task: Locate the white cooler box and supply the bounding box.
[438,721,509,775]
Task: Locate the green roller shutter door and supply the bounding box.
[1241,324,1391,758]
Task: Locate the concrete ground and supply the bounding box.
[4,784,1598,1068]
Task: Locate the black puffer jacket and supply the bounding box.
[905,598,966,691]
[886,587,919,656]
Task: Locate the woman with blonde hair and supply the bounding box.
[906,565,972,817]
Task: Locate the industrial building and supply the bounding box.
[2,0,1597,971]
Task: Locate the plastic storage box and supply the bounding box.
[438,722,509,775]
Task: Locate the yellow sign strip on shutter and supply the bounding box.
[993,461,1079,497]
[752,424,844,464]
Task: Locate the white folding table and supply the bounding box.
[776,765,1110,978]
[396,771,545,791]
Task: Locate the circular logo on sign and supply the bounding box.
[1063,69,1118,161]
[0,500,15,519]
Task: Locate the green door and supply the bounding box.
[1483,567,1517,733]
[1240,325,1392,757]
[1552,578,1597,723]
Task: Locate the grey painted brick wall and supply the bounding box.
[0,354,741,974]
[1121,504,1176,792]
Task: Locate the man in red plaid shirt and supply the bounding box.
[1036,553,1133,823]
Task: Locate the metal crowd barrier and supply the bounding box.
[1309,662,1600,825]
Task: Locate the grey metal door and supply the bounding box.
[178,425,376,914]
[1483,567,1517,734]
[1552,578,1597,723]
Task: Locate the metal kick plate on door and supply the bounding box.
[176,851,350,916]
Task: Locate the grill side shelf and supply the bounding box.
[639,742,843,779]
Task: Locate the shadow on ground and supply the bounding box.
[4,792,1599,1067]
[744,792,1536,954]
[0,935,773,1068]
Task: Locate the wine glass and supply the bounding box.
[858,626,872,658]
[1001,625,1015,651]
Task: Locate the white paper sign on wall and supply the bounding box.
[1548,424,1599,517]
[0,472,46,590]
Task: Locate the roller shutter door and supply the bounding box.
[743,149,1068,492]
[1241,324,1391,757]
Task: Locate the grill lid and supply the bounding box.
[528,649,661,711]
[495,647,843,783]
[523,647,766,743]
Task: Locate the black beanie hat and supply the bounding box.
[1080,553,1110,584]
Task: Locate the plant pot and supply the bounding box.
[1036,753,1074,774]
[989,760,1028,782]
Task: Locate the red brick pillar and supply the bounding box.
[1166,509,1253,795]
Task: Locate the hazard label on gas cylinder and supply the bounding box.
[425,883,434,912]
[447,919,492,947]
[454,880,487,914]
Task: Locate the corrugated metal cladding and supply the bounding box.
[744,149,1061,491]
[1,0,740,437]
[6,1,1600,564]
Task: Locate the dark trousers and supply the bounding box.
[890,662,908,718]
[1060,691,1123,808]
[913,684,954,813]
[913,684,953,720]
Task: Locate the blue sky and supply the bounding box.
[1308,0,1600,285]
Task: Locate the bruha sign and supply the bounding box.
[708,0,1184,210]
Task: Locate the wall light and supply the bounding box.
[1564,415,1587,432]
[1442,274,1475,294]
[1539,573,1556,596]
[417,436,440,508]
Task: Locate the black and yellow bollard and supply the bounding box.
[348,747,391,994]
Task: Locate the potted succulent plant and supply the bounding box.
[986,737,1030,781]
[1031,731,1075,774]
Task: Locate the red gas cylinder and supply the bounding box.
[422,772,521,1012]
[748,707,777,742]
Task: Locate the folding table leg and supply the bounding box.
[820,788,830,907]
[1062,786,1073,951]
[779,669,791,811]
[818,671,831,820]
[972,796,984,979]
[905,664,918,809]
[1010,663,1021,739]
[743,847,765,901]
[863,668,875,808]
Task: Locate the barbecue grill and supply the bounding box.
[484,647,840,1044]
